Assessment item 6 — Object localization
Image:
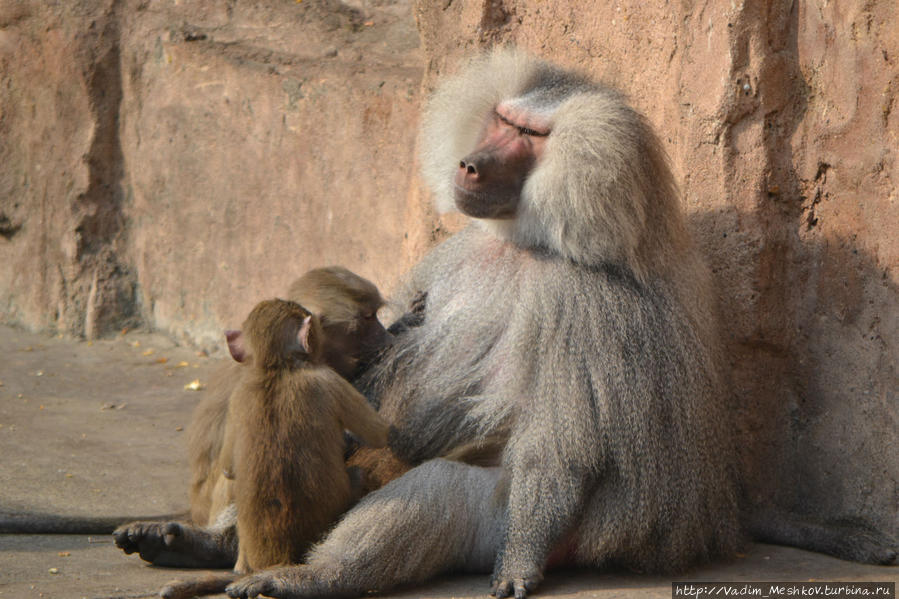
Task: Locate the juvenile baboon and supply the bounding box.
[227,49,895,599]
[0,268,394,541]
[113,267,395,568]
[225,299,390,572]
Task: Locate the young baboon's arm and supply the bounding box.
[321,369,390,448]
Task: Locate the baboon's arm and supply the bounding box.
[325,370,390,448]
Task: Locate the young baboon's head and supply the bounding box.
[226,299,323,371]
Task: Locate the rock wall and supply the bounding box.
[0,0,422,349]
[0,1,895,535]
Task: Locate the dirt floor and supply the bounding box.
[0,324,895,599]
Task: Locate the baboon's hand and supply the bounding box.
[113,520,234,568]
[491,569,543,599]
[112,521,172,562]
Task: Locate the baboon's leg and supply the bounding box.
[747,507,897,565]
[227,460,503,599]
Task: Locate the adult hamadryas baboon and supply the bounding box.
[228,48,893,599]
[228,47,739,598]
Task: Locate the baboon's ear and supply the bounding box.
[226,330,247,363]
[297,316,313,354]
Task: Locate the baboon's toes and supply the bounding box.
[162,521,184,546]
[112,521,163,557]
[226,574,274,599]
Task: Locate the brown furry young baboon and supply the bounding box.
[112,267,394,570]
[224,299,390,572]
[227,49,895,599]
[0,267,395,541]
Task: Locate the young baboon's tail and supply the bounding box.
[160,574,239,599]
[746,506,897,565]
[0,509,188,534]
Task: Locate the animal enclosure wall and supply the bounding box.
[1,0,896,542]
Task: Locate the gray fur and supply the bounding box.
[228,460,504,598]
[228,47,741,599]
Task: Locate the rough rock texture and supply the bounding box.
[0,0,896,544]
[118,0,422,350]
[0,0,422,349]
[0,2,139,339]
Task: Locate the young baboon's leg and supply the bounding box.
[113,504,238,568]
[227,460,504,599]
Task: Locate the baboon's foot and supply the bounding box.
[834,524,897,565]
[226,565,353,599]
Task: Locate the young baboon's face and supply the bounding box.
[321,307,390,379]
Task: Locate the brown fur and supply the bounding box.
[187,361,240,526]
[344,448,409,495]
[228,299,389,572]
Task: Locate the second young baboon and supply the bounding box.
[227,48,894,599]
[186,267,390,528]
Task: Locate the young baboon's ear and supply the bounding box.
[226,330,248,363]
[297,316,313,354]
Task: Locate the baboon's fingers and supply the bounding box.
[112,521,168,561]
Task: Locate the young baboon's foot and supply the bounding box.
[491,568,543,599]
[113,521,169,562]
[113,521,235,568]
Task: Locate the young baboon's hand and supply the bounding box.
[490,569,543,599]
[113,520,235,568]
[112,520,171,562]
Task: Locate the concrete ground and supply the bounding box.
[0,324,895,599]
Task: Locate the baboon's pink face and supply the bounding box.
[453,102,549,220]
